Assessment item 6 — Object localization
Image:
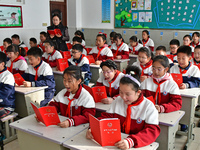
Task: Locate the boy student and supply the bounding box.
[11,34,26,48]
[191,32,200,48]
[22,47,56,107]
[169,39,180,63]
[72,36,87,56]
[0,52,15,118]
[3,38,12,53]
[29,37,38,48]
[170,46,200,89]
[68,44,91,85]
[191,45,200,68]
[39,31,47,52]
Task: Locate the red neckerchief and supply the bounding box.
[114,42,123,58]
[192,42,199,48]
[122,94,144,134]
[74,55,85,66]
[9,55,22,73]
[140,60,152,76]
[47,49,56,62]
[153,79,167,105]
[132,43,138,53]
[96,46,105,60]
[193,58,200,65]
[179,62,191,74]
[34,61,43,81]
[108,70,120,97]
[142,38,149,46]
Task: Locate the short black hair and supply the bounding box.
[156,46,166,52]
[142,30,150,38]
[126,65,141,77]
[72,36,82,43]
[195,45,200,50]
[97,34,107,43]
[138,47,154,59]
[183,34,192,40]
[129,36,137,42]
[6,44,26,57]
[72,44,83,52]
[114,33,124,42]
[177,45,192,57]
[153,55,169,68]
[0,51,7,66]
[63,65,83,83]
[40,31,47,37]
[27,47,43,58]
[169,39,180,46]
[11,34,20,40]
[3,38,12,44]
[30,37,37,44]
[52,14,61,20]
[74,30,85,40]
[100,59,117,70]
[43,40,55,47]
[192,32,200,37]
[110,31,116,38]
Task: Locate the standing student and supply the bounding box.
[22,47,55,107]
[48,65,95,127]
[141,30,154,51]
[191,45,200,69]
[74,30,86,47]
[86,66,160,149]
[71,36,87,56]
[2,38,12,53]
[89,34,113,65]
[129,36,143,55]
[169,39,180,63]
[183,34,194,53]
[11,34,26,48]
[6,44,28,75]
[47,14,70,51]
[141,55,182,113]
[108,31,116,47]
[39,31,47,52]
[96,60,124,104]
[191,32,200,48]
[111,33,129,59]
[0,52,15,118]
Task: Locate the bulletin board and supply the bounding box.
[114,0,200,30]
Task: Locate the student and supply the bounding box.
[111,33,129,59]
[0,52,15,118]
[6,44,28,75]
[47,14,70,51]
[170,46,200,89]
[141,55,182,113]
[191,45,200,69]
[2,38,12,53]
[29,37,38,48]
[155,46,174,67]
[86,66,160,149]
[22,47,55,107]
[42,40,63,68]
[89,34,113,65]
[169,39,180,63]
[96,60,124,104]
[191,32,200,48]
[48,65,95,127]
[11,34,26,48]
[132,47,153,82]
[129,36,143,55]
[141,30,154,51]
[74,30,86,46]
[68,44,91,85]
[71,36,87,56]
[39,31,47,52]
[108,31,116,47]
[183,34,194,53]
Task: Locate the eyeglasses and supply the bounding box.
[71,51,80,54]
[152,67,165,72]
[102,70,113,75]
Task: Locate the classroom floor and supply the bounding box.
[4,117,200,150]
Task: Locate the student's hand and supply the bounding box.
[115,139,129,150]
[15,83,19,87]
[140,75,147,82]
[50,34,55,39]
[95,60,102,65]
[55,33,62,38]
[23,81,31,87]
[179,83,186,89]
[155,105,161,113]
[101,97,113,104]
[116,55,122,59]
[57,120,70,128]
[86,129,94,139]
[35,116,40,122]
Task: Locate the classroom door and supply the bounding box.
[50,0,67,26]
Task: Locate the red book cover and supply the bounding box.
[147,96,155,105]
[56,58,69,72]
[83,85,107,103]
[13,73,25,86]
[89,114,121,146]
[23,47,29,56]
[66,43,72,50]
[171,73,183,87]
[48,29,62,36]
[166,55,174,61]
[60,51,71,59]
[31,102,60,127]
[86,55,95,64]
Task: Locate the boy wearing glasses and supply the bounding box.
[169,39,180,63]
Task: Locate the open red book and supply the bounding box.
[171,73,183,87]
[83,85,107,103]
[31,102,60,127]
[56,58,69,72]
[66,43,72,50]
[48,29,62,36]
[13,73,25,86]
[166,55,174,61]
[86,55,95,64]
[60,51,71,59]
[89,114,121,146]
[147,96,155,105]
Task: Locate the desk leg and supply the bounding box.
[54,74,65,95]
[115,62,128,72]
[90,68,101,83]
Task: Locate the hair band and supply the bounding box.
[124,74,141,87]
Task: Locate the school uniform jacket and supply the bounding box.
[82,40,86,47]
[49,85,96,126]
[170,63,200,88]
[88,46,113,61]
[39,42,45,52]
[170,53,178,63]
[98,94,160,148]
[42,50,63,67]
[132,61,152,77]
[142,38,154,51]
[128,43,143,55]
[0,67,15,111]
[141,76,182,113]
[96,70,124,99]
[111,42,129,59]
[191,58,200,69]
[191,41,200,48]
[68,54,92,80]
[18,41,26,48]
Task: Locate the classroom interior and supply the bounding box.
[1,0,200,150]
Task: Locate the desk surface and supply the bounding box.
[52,67,63,75]
[159,110,185,126]
[10,115,89,145]
[179,88,200,98]
[15,86,48,95]
[95,102,111,112]
[90,64,101,68]
[129,54,138,58]
[113,59,130,62]
[63,129,159,150]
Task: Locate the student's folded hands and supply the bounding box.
[179,83,186,89]
[23,81,31,87]
[115,139,129,150]
[101,97,113,104]
[57,120,70,128]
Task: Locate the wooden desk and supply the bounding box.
[156,110,185,150]
[10,115,89,150]
[114,59,130,72]
[15,86,47,118]
[90,64,101,83]
[129,54,138,65]
[63,129,159,150]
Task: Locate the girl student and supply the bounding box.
[96,60,124,104]
[74,30,86,47]
[191,32,200,48]
[132,47,153,82]
[191,45,200,69]
[111,33,129,59]
[141,30,154,51]
[6,44,28,75]
[141,55,182,113]
[88,33,113,65]
[129,36,143,55]
[183,34,194,53]
[86,66,160,149]
[47,65,96,127]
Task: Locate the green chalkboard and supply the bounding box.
[115,0,200,30]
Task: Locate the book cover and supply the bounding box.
[48,29,62,36]
[13,73,25,86]
[89,114,121,146]
[86,55,95,64]
[66,43,72,50]
[56,58,69,72]
[171,73,183,87]
[31,102,60,127]
[60,51,71,59]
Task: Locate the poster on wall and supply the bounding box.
[0,5,23,28]
[102,0,111,23]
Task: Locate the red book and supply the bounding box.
[86,55,95,64]
[171,73,183,87]
[166,55,174,61]
[56,58,69,72]
[147,96,155,105]
[13,73,25,86]
[66,43,72,50]
[31,102,60,127]
[83,85,107,103]
[0,45,4,51]
[60,51,71,59]
[48,29,62,36]
[89,114,121,146]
